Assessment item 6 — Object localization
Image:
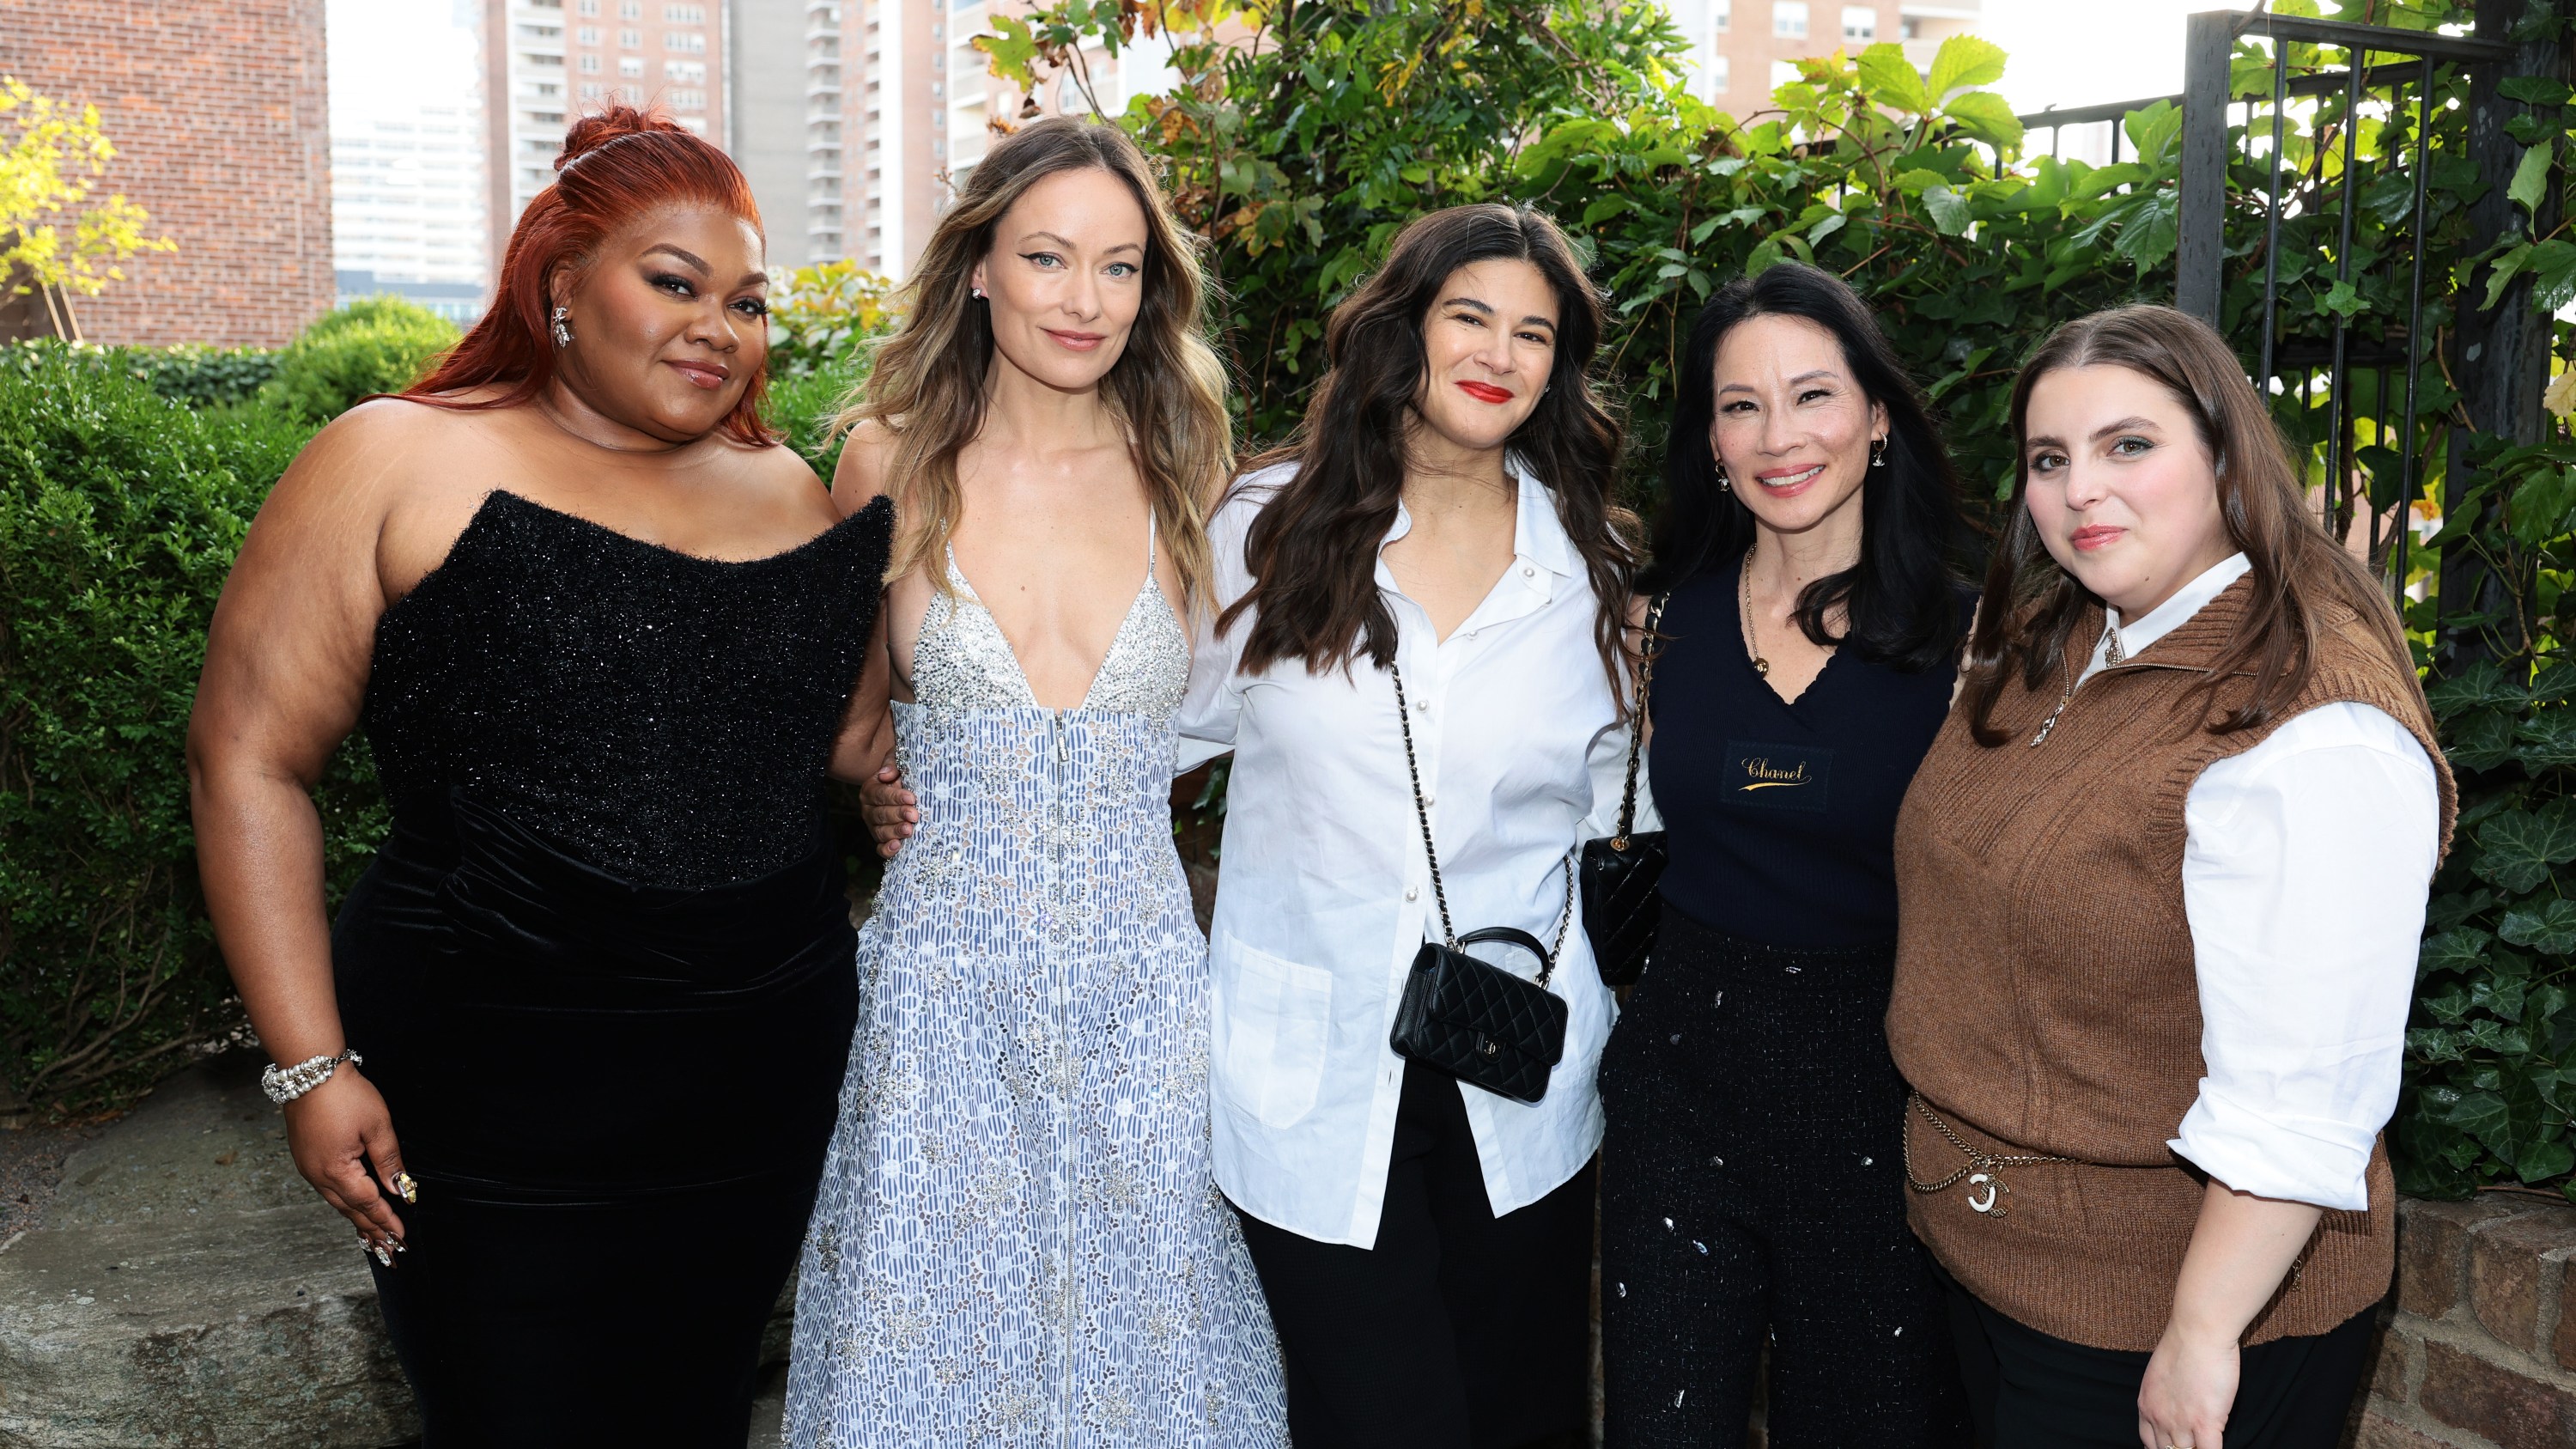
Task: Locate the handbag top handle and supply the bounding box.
[1388,661,1574,984]
[1611,593,1671,848]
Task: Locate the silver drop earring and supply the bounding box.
[1871,436,1888,468]
[551,305,574,348]
[1716,464,1731,493]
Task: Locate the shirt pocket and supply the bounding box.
[1213,933,1335,1130]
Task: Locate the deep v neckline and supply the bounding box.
[943,518,1163,713]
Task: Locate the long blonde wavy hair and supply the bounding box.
[835,117,1231,606]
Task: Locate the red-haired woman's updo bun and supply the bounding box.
[404,105,775,446]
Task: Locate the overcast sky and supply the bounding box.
[327,0,481,131]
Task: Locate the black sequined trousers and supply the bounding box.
[1598,908,1970,1449]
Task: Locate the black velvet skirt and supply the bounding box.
[331,795,860,1447]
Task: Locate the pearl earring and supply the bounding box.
[971,285,986,300]
[551,305,573,348]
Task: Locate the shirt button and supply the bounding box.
[1425,795,1437,807]
[1522,564,1535,577]
[1405,886,1419,901]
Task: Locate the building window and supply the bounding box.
[619,0,641,16]
[579,52,601,72]
[664,59,706,82]
[1773,1,1807,39]
[663,3,706,19]
[668,88,706,110]
[580,82,605,100]
[1841,5,1874,40]
[619,84,644,103]
[577,25,600,42]
[619,56,644,77]
[1711,0,1729,32]
[665,31,708,52]
[1710,54,1729,93]
[618,27,641,47]
[579,0,598,12]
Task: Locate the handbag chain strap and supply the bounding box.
[1612,593,1671,846]
[1388,661,1574,978]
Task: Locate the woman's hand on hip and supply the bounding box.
[2137,1323,2236,1449]
[283,1068,410,1263]
[863,759,919,857]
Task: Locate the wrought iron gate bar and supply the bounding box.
[2392,52,2437,605]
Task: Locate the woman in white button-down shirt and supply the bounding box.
[1175,204,1638,1449]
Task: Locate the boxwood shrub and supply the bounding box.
[0,344,386,1113]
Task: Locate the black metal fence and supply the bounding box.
[2180,9,2519,612]
[2017,6,2564,636]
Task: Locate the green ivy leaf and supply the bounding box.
[2447,1088,2512,1153]
[2500,76,2576,107]
[1924,34,2008,102]
[2518,1135,2576,1185]
[2485,240,2537,312]
[2422,927,2495,975]
[1854,42,1930,114]
[2509,142,2554,222]
[2427,660,2527,718]
[1944,92,2025,150]
[2448,709,2522,772]
[1923,184,1974,237]
[2520,710,2576,771]
[2475,801,2576,893]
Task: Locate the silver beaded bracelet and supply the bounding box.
[260,1048,362,1105]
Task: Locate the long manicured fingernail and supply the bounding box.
[393,1172,418,1204]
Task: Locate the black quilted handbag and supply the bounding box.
[1384,662,1573,1105]
[1581,594,1668,987]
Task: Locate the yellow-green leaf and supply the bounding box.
[1925,34,2007,102]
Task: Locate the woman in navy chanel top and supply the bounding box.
[1597,262,1971,1446]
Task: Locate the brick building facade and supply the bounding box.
[0,0,334,347]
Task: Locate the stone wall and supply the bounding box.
[0,0,334,348]
[2362,1196,2576,1448]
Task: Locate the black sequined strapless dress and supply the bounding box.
[331,489,891,1446]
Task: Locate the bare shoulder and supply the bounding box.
[830,419,896,514]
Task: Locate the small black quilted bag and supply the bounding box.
[1384,661,1573,1105]
[1581,593,1669,987]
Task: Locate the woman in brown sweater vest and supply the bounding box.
[1886,306,2452,1449]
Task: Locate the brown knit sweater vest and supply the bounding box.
[1887,573,2455,1353]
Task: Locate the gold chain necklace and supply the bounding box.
[1737,558,1770,678]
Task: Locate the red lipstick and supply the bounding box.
[1456,381,1512,405]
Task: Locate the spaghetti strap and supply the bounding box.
[1145,508,1158,572]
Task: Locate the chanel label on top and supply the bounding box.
[1724,740,1832,813]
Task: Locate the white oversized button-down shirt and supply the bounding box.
[1176,460,1632,1248]
[2077,553,2442,1211]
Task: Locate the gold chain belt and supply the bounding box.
[1902,1093,2075,1220]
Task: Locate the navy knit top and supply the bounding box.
[1648,555,1962,948]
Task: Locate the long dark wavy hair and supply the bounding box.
[1637,262,1965,671]
[1959,303,2421,743]
[1218,203,1636,693]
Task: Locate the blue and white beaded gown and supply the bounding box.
[784,520,1288,1448]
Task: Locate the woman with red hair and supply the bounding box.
[186,108,891,1443]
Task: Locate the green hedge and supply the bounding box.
[0,342,385,1112]
[262,296,460,424]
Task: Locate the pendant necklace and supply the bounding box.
[1738,559,1770,678]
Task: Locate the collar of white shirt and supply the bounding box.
[1374,455,1580,621]
[2081,551,2251,682]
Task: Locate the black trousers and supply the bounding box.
[1939,1261,2378,1449]
[1598,914,1970,1448]
[1231,1061,1594,1449]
